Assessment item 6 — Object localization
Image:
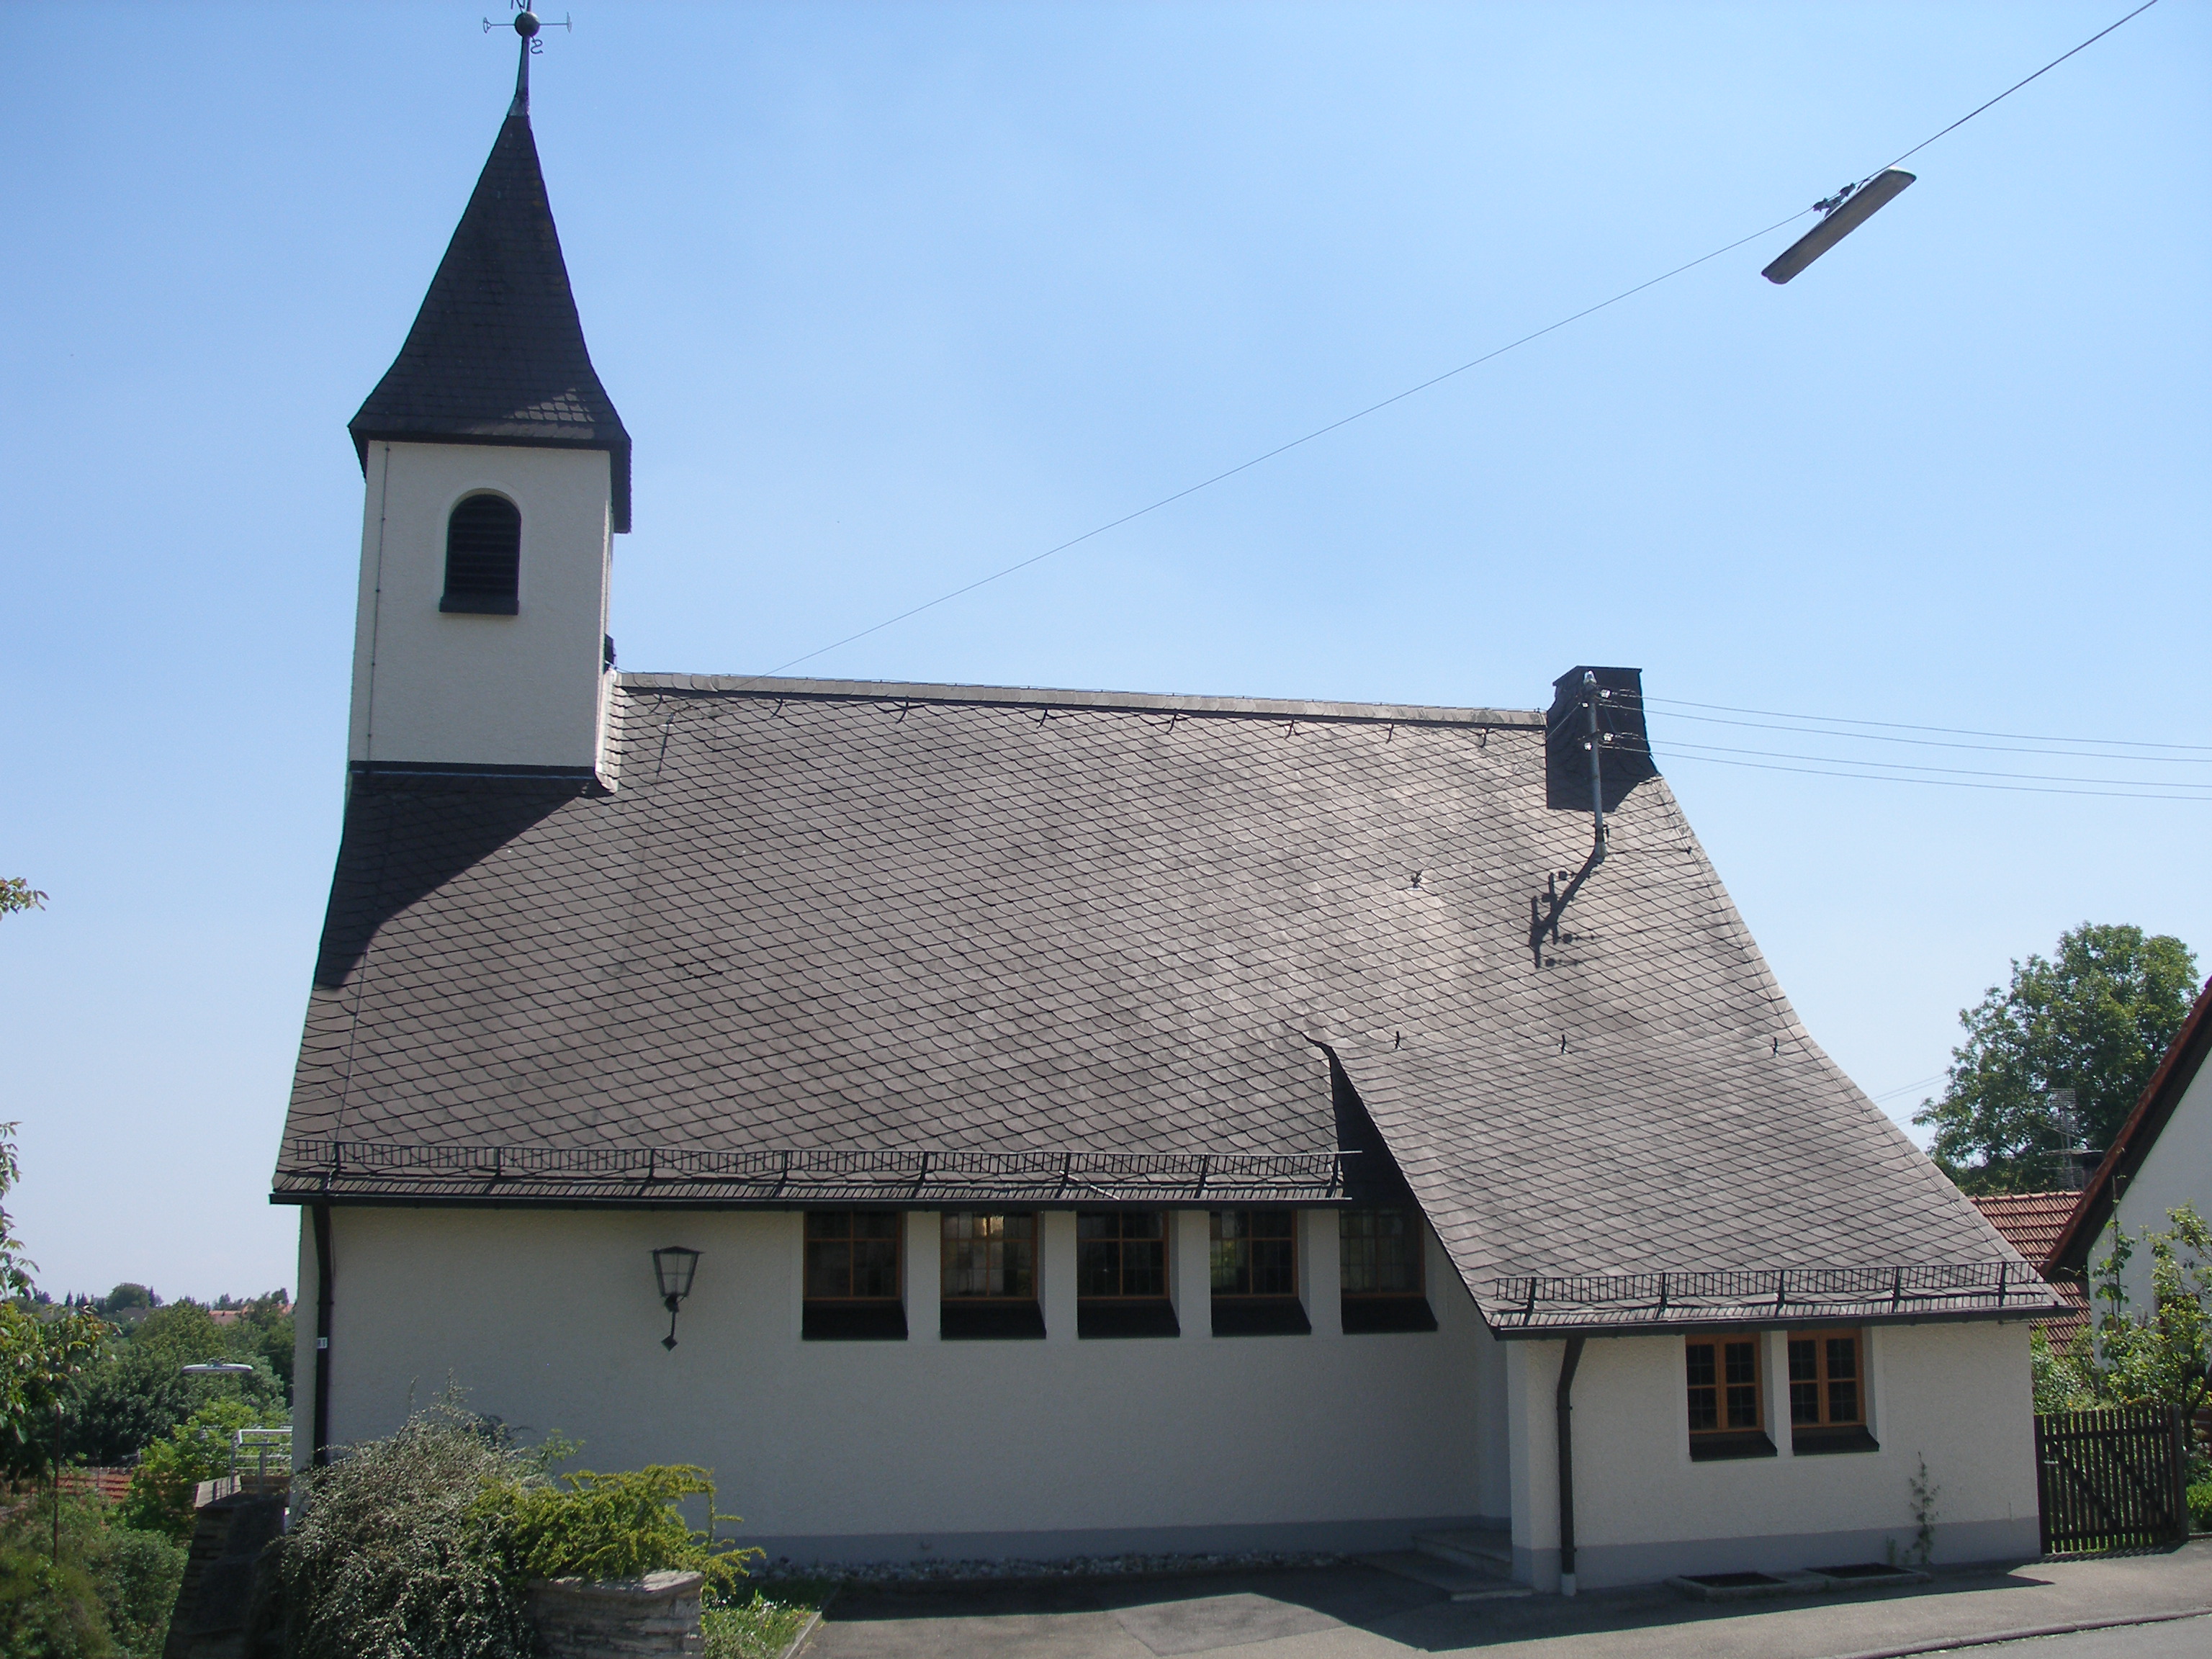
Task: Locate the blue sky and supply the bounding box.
[2,2,2205,1300]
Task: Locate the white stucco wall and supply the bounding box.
[1502,1321,2038,1589]
[292,1205,1493,1562]
[349,441,613,773]
[2102,1057,2211,1312]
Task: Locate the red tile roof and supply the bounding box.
[1970,1192,2082,1266]
[1970,1192,2090,1344]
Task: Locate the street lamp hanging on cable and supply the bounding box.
[1763,168,1917,284]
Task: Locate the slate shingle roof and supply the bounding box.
[349,107,632,530]
[274,674,2049,1331]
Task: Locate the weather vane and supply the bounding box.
[485,4,572,112]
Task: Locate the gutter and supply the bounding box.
[1556,1335,1585,1597]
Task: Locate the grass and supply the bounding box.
[702,1581,834,1659]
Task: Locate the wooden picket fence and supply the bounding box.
[2035,1405,2190,1555]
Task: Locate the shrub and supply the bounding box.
[121,1396,288,1542]
[276,1401,539,1659]
[82,1522,184,1658]
[482,1465,763,1600]
[276,1398,766,1657]
[0,1552,116,1659]
[0,1493,184,1659]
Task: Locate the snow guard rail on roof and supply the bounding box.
[271,1140,1354,1206]
[1484,1262,2060,1336]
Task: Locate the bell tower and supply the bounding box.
[344,41,629,786]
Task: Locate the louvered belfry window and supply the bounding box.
[439,493,521,613]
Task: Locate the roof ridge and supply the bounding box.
[615,673,1545,727]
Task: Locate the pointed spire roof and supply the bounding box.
[350,96,631,531]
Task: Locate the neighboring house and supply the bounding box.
[1968,1194,2090,1346]
[2046,979,2212,1316]
[274,66,2059,1591]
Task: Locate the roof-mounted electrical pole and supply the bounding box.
[1583,669,1606,866]
[1529,671,1612,966]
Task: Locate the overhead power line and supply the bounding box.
[1640,696,2212,755]
[1869,1073,1947,1106]
[1663,750,2208,804]
[1660,737,2212,792]
[745,206,1812,683]
[1642,707,2212,765]
[735,1,2164,688]
[1870,0,2162,180]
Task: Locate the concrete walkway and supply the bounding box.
[802,1542,2212,1658]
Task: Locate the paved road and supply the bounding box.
[801,1542,2212,1659]
[1964,1617,2208,1656]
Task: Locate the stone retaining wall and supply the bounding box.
[526,1570,705,1658]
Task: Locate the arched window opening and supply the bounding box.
[439,493,521,614]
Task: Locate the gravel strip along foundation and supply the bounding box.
[754,1549,1349,1588]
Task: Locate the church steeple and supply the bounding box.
[349,82,631,530]
[343,60,626,787]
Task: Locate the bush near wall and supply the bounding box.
[274,1401,770,1659]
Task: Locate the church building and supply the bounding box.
[276,52,2054,1590]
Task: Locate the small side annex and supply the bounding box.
[271,68,2055,1591]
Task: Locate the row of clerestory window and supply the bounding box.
[800,1209,1437,1341]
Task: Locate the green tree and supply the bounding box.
[0,878,45,920]
[1914,924,2199,1193]
[0,1304,107,1485]
[2036,1205,2211,1425]
[0,1123,109,1484]
[65,1311,283,1467]
[224,1292,295,1393]
[120,1397,287,1543]
[1,1120,36,1298]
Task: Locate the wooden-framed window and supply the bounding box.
[1210,1210,1309,1336]
[1076,1211,1178,1338]
[1339,1208,1437,1334]
[1788,1328,1879,1453]
[801,1211,905,1340]
[1684,1335,1774,1460]
[940,1211,1043,1339]
[440,493,521,614]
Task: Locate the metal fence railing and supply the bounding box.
[1485,1262,2059,1330]
[274,1139,1354,1202]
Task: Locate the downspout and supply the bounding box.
[311,1202,334,1467]
[1555,1335,1586,1596]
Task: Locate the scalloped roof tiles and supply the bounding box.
[348,108,631,530]
[276,676,2028,1320]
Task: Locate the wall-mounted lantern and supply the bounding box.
[652,1246,700,1351]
